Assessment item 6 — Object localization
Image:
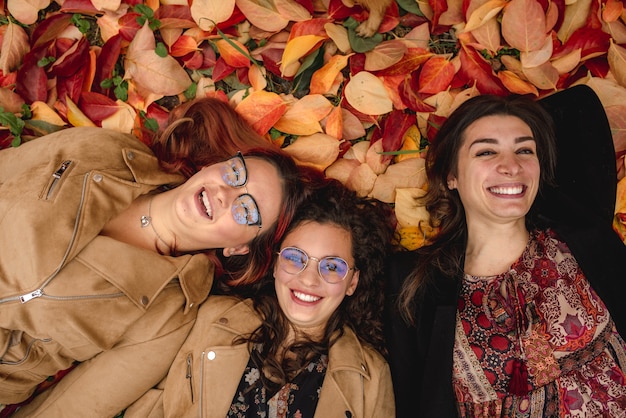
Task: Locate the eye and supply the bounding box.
[475,149,495,157]
[516,147,535,155]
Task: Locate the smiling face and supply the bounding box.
[447,115,540,228]
[167,155,283,253]
[274,221,359,338]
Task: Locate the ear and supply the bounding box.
[447,174,457,190]
[345,270,360,296]
[222,244,250,257]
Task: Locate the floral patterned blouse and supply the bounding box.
[453,228,626,417]
[227,350,328,418]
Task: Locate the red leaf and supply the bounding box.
[375,48,432,76]
[118,12,143,42]
[183,50,205,70]
[327,0,364,20]
[381,110,417,153]
[289,18,332,40]
[426,113,448,142]
[57,68,87,107]
[79,91,119,124]
[216,6,247,30]
[31,13,73,48]
[200,43,217,69]
[458,42,508,95]
[430,0,450,28]
[418,56,455,94]
[212,57,236,82]
[349,53,366,75]
[15,46,48,103]
[59,0,99,14]
[399,74,437,112]
[93,34,122,95]
[294,0,314,14]
[260,48,285,78]
[154,5,195,28]
[553,27,611,61]
[49,37,90,77]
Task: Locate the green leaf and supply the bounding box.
[397,0,424,16]
[0,107,25,147]
[155,42,168,57]
[343,17,383,53]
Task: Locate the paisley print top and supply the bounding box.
[453,228,626,417]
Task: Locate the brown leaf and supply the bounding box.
[0,21,30,74]
[501,0,547,52]
[364,40,407,72]
[0,87,26,113]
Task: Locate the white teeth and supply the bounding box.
[293,291,320,303]
[489,186,523,195]
[200,191,212,217]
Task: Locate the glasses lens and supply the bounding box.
[319,257,349,283]
[232,194,261,226]
[221,153,247,187]
[279,247,307,274]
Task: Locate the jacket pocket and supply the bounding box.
[0,330,52,366]
[42,160,73,200]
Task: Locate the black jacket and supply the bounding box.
[384,85,626,418]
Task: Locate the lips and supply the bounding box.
[488,185,525,195]
[199,189,213,219]
[292,290,321,303]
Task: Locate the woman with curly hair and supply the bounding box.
[125,177,396,418]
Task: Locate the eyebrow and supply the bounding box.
[468,136,535,149]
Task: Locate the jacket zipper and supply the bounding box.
[0,336,52,365]
[186,353,195,403]
[199,351,206,417]
[46,160,72,200]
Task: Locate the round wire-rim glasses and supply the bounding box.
[276,246,356,284]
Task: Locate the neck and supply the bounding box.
[464,220,529,276]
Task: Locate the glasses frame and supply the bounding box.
[276,246,356,284]
[223,152,262,229]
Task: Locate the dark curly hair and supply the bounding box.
[235,178,394,394]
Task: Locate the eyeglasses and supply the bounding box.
[276,246,355,284]
[220,152,262,228]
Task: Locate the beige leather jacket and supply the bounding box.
[0,128,214,416]
[125,296,396,418]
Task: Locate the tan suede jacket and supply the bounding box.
[0,128,214,416]
[125,296,396,418]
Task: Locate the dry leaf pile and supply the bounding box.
[1,0,626,248]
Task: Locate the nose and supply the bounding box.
[497,153,521,176]
[299,260,322,287]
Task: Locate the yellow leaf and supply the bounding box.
[30,101,66,126]
[65,96,96,127]
[190,0,236,31]
[309,53,352,95]
[396,125,422,163]
[273,94,334,135]
[282,133,340,171]
[280,35,326,75]
[344,71,393,116]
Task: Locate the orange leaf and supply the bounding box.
[418,56,456,95]
[235,0,290,32]
[235,90,287,136]
[364,40,407,72]
[603,0,623,23]
[170,35,199,58]
[497,70,539,95]
[309,53,352,95]
[273,94,334,135]
[501,0,547,52]
[344,71,393,115]
[283,133,341,171]
[280,35,325,75]
[323,105,343,139]
[215,38,251,68]
[376,48,433,76]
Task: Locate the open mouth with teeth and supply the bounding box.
[292,290,321,303]
[199,189,213,219]
[488,185,525,196]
